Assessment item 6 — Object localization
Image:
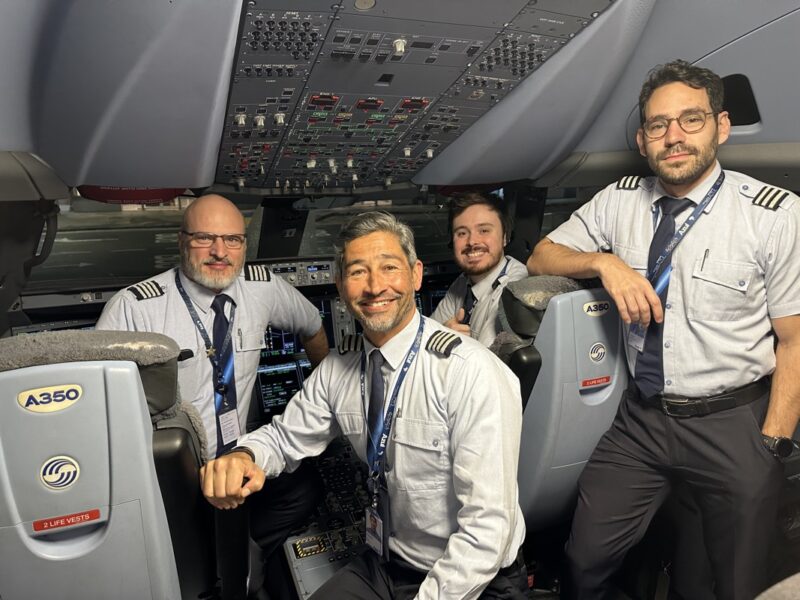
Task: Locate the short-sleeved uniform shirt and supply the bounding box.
[431,255,528,346]
[96,267,322,458]
[547,163,800,397]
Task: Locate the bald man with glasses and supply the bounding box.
[97,193,329,599]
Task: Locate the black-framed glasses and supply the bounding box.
[180,230,247,249]
[642,111,716,140]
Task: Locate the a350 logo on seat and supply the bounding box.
[17,385,83,413]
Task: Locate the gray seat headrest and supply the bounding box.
[501,276,585,338]
[0,330,181,415]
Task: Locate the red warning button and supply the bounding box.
[33,509,101,532]
[581,376,612,388]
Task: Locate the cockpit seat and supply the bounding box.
[496,276,627,531]
[0,329,186,599]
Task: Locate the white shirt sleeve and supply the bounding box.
[546,184,617,253]
[764,198,800,319]
[430,280,464,324]
[237,356,341,476]
[95,291,146,332]
[256,275,323,338]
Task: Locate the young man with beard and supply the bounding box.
[201,211,529,600]
[527,60,800,599]
[431,193,528,346]
[97,193,329,599]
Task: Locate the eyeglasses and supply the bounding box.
[180,230,247,249]
[642,111,716,140]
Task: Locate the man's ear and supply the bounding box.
[636,128,647,158]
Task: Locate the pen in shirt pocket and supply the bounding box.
[701,249,709,271]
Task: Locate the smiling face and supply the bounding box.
[451,203,506,283]
[337,230,423,347]
[179,194,246,292]
[637,82,730,197]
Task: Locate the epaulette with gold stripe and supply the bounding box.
[616,175,643,190]
[338,334,364,354]
[426,330,461,357]
[752,185,789,211]
[127,280,165,301]
[244,263,271,282]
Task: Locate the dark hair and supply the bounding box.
[638,59,724,124]
[447,191,512,239]
[335,211,417,277]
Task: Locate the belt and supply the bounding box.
[630,378,769,418]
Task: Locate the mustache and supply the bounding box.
[658,144,697,160]
[203,258,233,266]
[462,245,488,254]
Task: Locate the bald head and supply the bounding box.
[182,194,245,235]
[179,194,247,292]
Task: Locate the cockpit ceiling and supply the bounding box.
[215,0,615,195]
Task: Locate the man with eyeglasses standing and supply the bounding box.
[97,193,329,599]
[527,60,800,599]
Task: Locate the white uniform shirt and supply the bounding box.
[548,163,800,397]
[430,255,528,346]
[238,311,526,600]
[96,267,322,458]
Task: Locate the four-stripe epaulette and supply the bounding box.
[426,330,462,357]
[752,185,789,211]
[338,334,364,354]
[616,176,643,190]
[244,263,271,282]
[127,280,165,301]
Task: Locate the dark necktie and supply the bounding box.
[634,197,693,399]
[366,350,385,467]
[212,294,237,455]
[461,285,476,325]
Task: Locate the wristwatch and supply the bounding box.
[761,435,796,458]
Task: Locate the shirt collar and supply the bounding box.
[469,256,510,300]
[652,161,723,214]
[363,310,421,371]
[178,268,240,314]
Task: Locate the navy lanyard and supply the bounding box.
[174,270,236,403]
[647,171,725,295]
[360,316,425,490]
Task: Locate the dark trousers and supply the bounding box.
[308,550,529,600]
[565,390,783,600]
[217,461,323,600]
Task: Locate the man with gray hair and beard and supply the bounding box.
[201,211,528,600]
[97,193,329,599]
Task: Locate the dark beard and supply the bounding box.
[649,138,718,187]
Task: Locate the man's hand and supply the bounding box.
[200,451,266,510]
[443,308,471,336]
[596,254,663,327]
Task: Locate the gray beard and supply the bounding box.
[181,253,242,291]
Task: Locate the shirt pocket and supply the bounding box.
[687,258,756,321]
[235,328,267,353]
[388,417,449,491]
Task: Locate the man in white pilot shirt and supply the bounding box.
[201,211,529,599]
[97,194,329,600]
[431,192,528,347]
